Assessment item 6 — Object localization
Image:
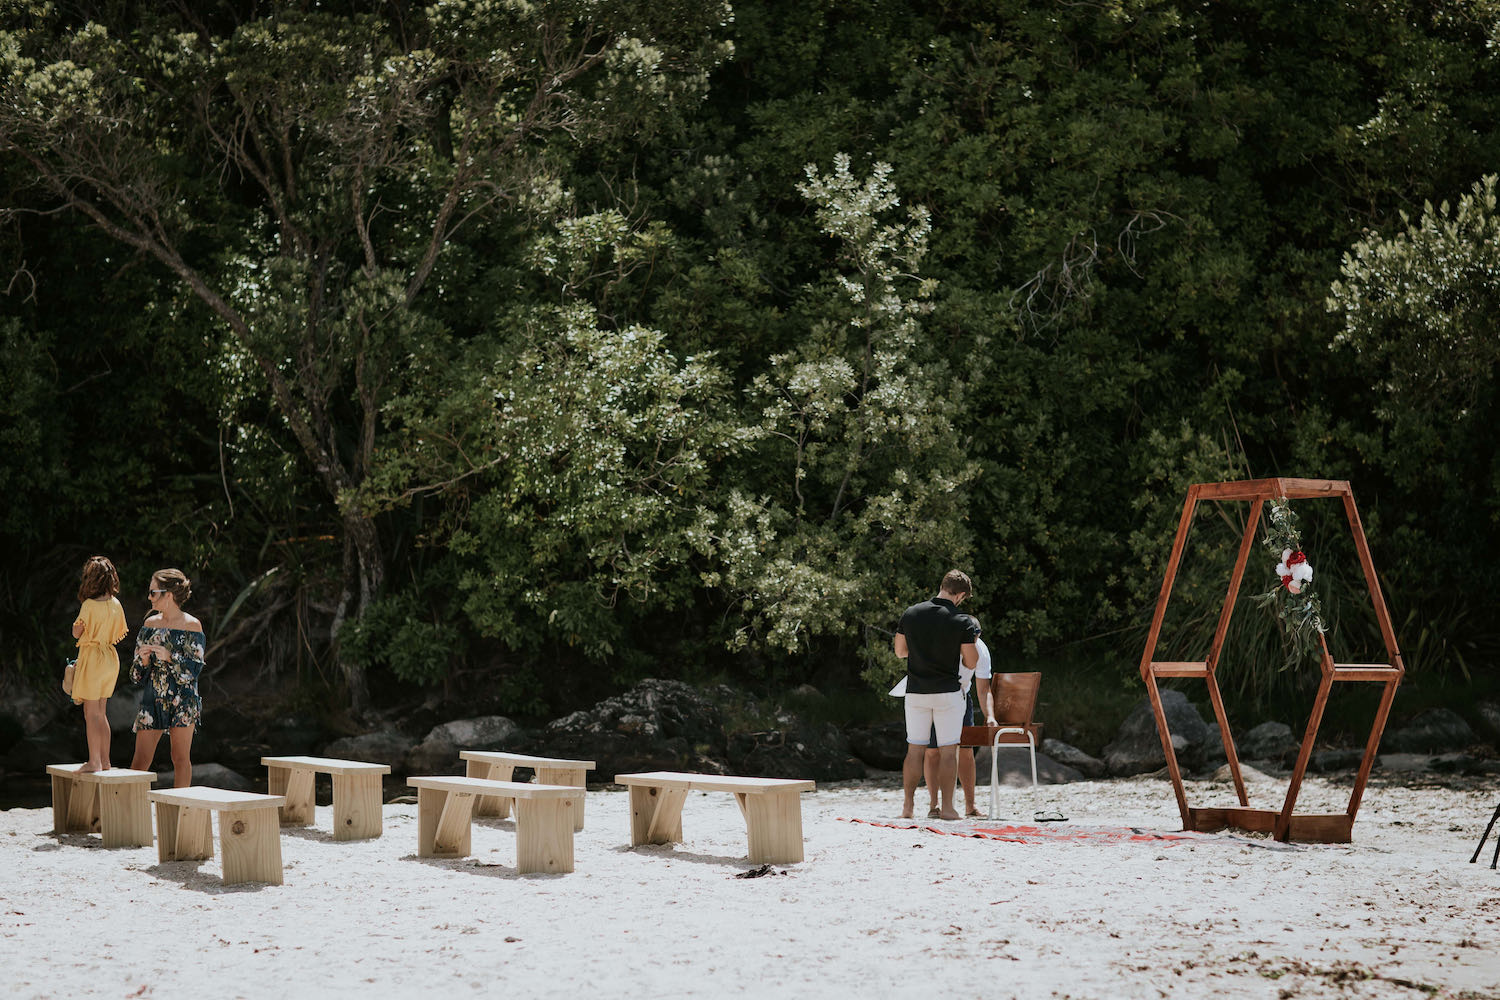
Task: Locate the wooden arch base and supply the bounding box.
[1139,478,1404,843]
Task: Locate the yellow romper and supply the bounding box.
[72,596,127,704]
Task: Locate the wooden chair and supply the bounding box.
[960,672,1043,819]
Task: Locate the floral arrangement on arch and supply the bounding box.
[1252,497,1327,662]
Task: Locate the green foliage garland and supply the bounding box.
[1252,498,1327,663]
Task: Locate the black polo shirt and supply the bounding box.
[896,596,980,694]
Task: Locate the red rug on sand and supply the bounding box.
[839,817,1202,846]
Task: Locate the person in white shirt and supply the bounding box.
[923,621,997,818]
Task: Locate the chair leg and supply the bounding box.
[1471,803,1500,865]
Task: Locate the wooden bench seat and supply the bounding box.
[261,755,391,840]
[459,750,595,830]
[407,776,583,874]
[148,787,287,886]
[615,772,816,865]
[46,764,155,848]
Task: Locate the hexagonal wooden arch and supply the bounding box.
[1138,478,1404,843]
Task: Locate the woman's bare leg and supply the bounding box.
[80,699,110,771]
[130,730,163,772]
[168,726,195,787]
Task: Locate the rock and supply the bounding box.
[1239,721,1298,762]
[154,762,253,791]
[1211,762,1277,783]
[407,716,523,774]
[0,682,61,736]
[263,713,331,757]
[1040,739,1107,779]
[106,689,139,733]
[1,730,85,772]
[975,748,1083,786]
[727,722,865,783]
[846,721,908,771]
[322,729,416,772]
[542,679,729,780]
[1473,702,1500,745]
[1102,691,1216,776]
[1309,748,1368,773]
[1377,752,1431,773]
[1380,708,1476,754]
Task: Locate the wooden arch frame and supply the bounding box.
[1138,478,1404,843]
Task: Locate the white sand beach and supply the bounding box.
[3,773,1497,999]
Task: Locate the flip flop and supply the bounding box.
[926,806,941,819]
[1033,810,1068,823]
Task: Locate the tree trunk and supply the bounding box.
[329,511,384,716]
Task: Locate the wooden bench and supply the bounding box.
[615,772,816,864]
[407,776,583,874]
[148,787,287,886]
[46,764,155,848]
[261,755,391,840]
[459,751,595,830]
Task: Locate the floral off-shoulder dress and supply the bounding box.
[131,624,205,731]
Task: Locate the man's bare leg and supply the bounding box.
[901,742,927,819]
[936,745,960,820]
[923,749,941,815]
[959,747,981,816]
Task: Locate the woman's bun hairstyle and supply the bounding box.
[153,568,191,606]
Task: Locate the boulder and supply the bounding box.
[727,722,865,783]
[1239,721,1298,763]
[154,762,253,791]
[1040,739,1107,779]
[322,729,416,772]
[1309,748,1368,773]
[846,721,908,771]
[976,747,1083,786]
[407,716,523,774]
[1473,702,1500,745]
[1102,691,1216,776]
[1380,708,1476,754]
[0,682,61,736]
[1210,761,1277,784]
[106,689,139,734]
[1,729,85,772]
[263,713,332,757]
[542,679,728,780]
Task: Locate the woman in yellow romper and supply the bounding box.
[70,555,128,772]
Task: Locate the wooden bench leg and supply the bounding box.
[156,802,213,862]
[220,808,283,885]
[100,783,153,848]
[333,772,383,841]
[515,796,577,874]
[742,791,805,865]
[269,766,316,826]
[468,761,515,819]
[66,779,99,834]
[629,784,686,846]
[51,774,73,835]
[538,766,588,831]
[417,786,476,858]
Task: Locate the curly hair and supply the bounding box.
[77,556,120,602]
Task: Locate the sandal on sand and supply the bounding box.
[1034,810,1068,823]
[927,806,941,819]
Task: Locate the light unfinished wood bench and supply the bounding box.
[460,751,596,830]
[615,772,816,864]
[261,755,391,840]
[407,775,582,874]
[46,764,155,848]
[148,787,287,886]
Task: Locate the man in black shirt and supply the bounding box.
[894,569,980,819]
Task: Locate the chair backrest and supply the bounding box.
[990,672,1041,726]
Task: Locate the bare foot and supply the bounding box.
[965,809,983,818]
[79,762,102,773]
[939,809,962,821]
[899,808,914,819]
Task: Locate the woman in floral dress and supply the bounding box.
[128,569,205,787]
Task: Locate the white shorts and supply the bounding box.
[905,691,965,747]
